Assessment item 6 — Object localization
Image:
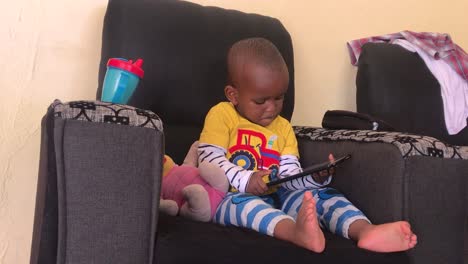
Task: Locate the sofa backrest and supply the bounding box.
[97,0,295,162]
[356,43,467,146]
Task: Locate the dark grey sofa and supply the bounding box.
[354,42,468,263]
[30,0,468,264]
[295,127,468,264]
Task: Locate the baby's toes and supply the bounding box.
[400,221,412,235]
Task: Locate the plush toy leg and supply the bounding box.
[182,141,199,167]
[160,199,179,216]
[199,161,229,193]
[180,184,211,222]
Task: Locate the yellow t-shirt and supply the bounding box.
[199,102,299,193]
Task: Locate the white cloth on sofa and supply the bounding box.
[393,39,468,135]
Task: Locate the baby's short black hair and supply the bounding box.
[227,37,287,86]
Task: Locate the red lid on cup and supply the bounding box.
[107,58,144,78]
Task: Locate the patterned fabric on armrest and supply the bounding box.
[294,126,468,160]
[51,99,163,131]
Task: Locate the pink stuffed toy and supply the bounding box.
[160,141,229,222]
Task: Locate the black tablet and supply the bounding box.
[266,154,351,187]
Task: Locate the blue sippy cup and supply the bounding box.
[101,58,144,104]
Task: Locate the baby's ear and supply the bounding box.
[224,85,238,105]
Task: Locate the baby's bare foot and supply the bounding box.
[357,221,417,252]
[293,191,325,253]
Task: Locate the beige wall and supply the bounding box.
[1,0,467,262]
[192,0,468,125]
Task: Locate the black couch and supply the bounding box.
[355,42,468,263]
[30,0,468,264]
[96,0,467,263]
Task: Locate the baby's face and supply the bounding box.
[231,62,289,127]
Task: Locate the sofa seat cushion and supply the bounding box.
[154,213,409,264]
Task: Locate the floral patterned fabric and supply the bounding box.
[51,100,163,131]
[294,126,468,160]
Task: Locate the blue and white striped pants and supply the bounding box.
[214,187,370,239]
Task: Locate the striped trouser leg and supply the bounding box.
[279,187,370,239]
[213,192,294,236]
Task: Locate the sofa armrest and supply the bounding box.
[295,127,409,222]
[294,126,468,264]
[31,100,164,264]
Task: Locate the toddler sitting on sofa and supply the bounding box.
[197,37,418,253]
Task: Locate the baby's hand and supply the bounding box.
[246,170,271,195]
[312,154,335,184]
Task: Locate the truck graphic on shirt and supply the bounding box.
[228,129,280,182]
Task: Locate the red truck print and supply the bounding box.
[228,129,280,182]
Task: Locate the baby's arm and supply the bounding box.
[278,155,332,190]
[198,143,253,193]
